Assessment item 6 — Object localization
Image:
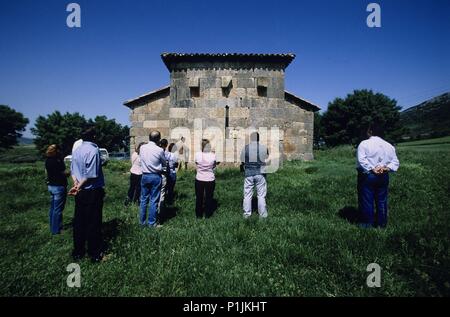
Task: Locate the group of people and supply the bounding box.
[44,122,399,263]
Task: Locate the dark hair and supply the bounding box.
[46,144,60,157]
[250,131,260,142]
[149,130,161,143]
[168,143,176,152]
[136,142,146,155]
[81,126,96,142]
[160,139,168,148]
[201,139,210,152]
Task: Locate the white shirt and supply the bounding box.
[130,152,142,175]
[357,136,400,173]
[72,139,83,153]
[165,151,178,174]
[176,140,189,160]
[195,151,216,182]
[139,141,166,174]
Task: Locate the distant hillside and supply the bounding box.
[400,92,450,140]
[18,137,34,145]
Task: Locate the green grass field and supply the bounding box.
[0,141,449,296]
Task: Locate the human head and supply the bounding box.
[201,139,211,152]
[81,126,96,142]
[46,144,60,158]
[366,122,384,138]
[168,143,176,153]
[136,142,146,155]
[149,130,161,143]
[160,138,168,150]
[250,131,260,142]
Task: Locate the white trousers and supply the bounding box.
[243,175,267,218]
[158,174,167,213]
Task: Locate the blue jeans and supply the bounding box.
[140,173,162,226]
[48,185,67,234]
[358,172,389,228]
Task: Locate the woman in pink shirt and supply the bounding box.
[125,142,145,206]
[194,139,217,218]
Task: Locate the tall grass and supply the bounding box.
[0,145,449,296]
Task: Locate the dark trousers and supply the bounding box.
[195,179,215,218]
[357,171,389,228]
[73,188,104,257]
[127,173,142,203]
[167,172,177,204]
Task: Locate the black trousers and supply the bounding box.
[127,173,142,203]
[195,179,215,218]
[73,188,104,258]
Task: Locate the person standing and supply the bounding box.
[125,142,145,206]
[357,123,400,228]
[166,142,178,204]
[194,139,217,219]
[176,136,189,171]
[70,127,105,262]
[139,131,166,227]
[45,144,69,235]
[240,132,269,219]
[158,139,170,215]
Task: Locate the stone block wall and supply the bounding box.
[128,62,314,162]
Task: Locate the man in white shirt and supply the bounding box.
[357,123,400,228]
[139,131,166,227]
[176,136,189,171]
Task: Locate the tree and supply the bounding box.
[0,105,29,149]
[313,112,325,149]
[321,90,404,146]
[31,111,130,156]
[32,111,89,156]
[90,116,129,152]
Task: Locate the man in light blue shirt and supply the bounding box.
[139,130,166,227]
[70,127,105,262]
[357,123,400,228]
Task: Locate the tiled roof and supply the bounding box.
[285,91,321,112]
[161,53,296,70]
[123,85,170,107]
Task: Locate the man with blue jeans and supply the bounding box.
[240,132,269,219]
[139,131,166,227]
[357,123,400,228]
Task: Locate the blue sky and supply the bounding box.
[1,0,449,137]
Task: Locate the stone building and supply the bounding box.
[123,53,320,165]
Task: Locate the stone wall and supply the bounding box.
[128,62,314,162]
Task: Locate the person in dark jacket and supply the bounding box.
[45,144,69,235]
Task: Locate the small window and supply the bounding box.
[222,85,232,97]
[190,87,200,98]
[225,105,229,129]
[257,86,267,97]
